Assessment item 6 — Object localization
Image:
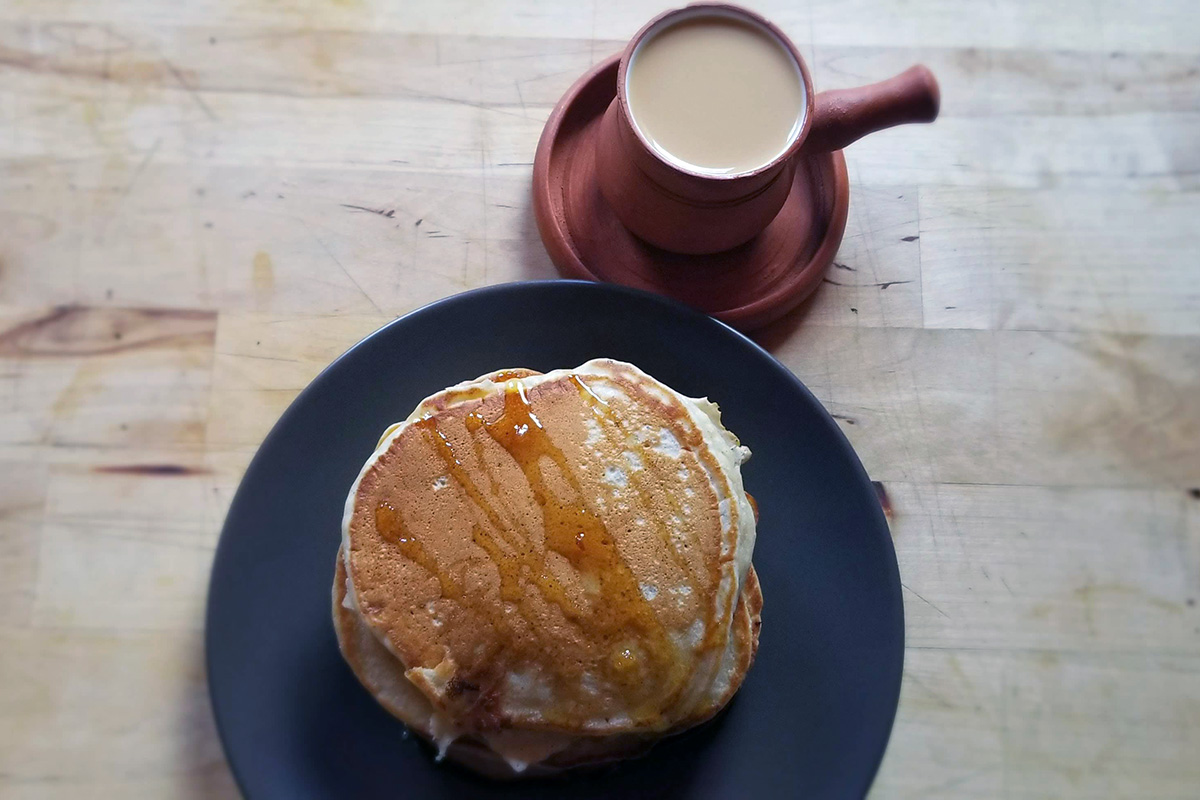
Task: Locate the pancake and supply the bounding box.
[333,552,761,777]
[336,359,761,773]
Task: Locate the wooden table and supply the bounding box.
[2,1,1198,797]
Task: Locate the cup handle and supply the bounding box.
[801,65,940,154]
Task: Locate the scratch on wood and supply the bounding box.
[831,413,857,425]
[833,262,855,271]
[123,138,162,197]
[901,235,920,242]
[905,673,956,709]
[314,237,382,313]
[514,80,528,119]
[234,353,302,364]
[162,57,217,120]
[902,581,951,618]
[824,278,913,290]
[340,203,395,218]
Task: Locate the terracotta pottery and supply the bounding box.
[597,3,937,256]
[532,2,940,330]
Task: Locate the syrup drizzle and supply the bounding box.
[571,374,742,652]
[380,380,692,724]
[570,375,700,583]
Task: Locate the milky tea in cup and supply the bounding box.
[625,10,808,175]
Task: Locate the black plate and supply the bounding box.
[206,281,903,799]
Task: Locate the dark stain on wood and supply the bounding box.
[0,305,216,357]
[1189,488,1200,500]
[94,464,211,477]
[901,235,920,242]
[872,480,894,521]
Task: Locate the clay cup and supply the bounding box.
[594,3,940,255]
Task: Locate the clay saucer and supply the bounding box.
[533,54,849,332]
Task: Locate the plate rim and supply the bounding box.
[205,279,904,798]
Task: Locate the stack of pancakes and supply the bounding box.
[334,359,762,777]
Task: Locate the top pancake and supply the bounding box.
[342,360,755,736]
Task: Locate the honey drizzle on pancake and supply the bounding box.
[376,501,463,602]
[571,374,740,654]
[396,380,689,725]
[375,501,520,641]
[376,472,574,724]
[570,375,701,585]
[474,383,689,715]
[416,421,579,620]
[608,373,740,651]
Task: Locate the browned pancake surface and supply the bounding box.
[345,366,747,734]
[334,550,763,776]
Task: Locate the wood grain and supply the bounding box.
[2,1,1198,797]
